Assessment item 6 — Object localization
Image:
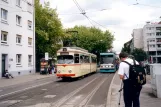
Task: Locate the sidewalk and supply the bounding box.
[107,72,161,107]
[0,73,55,88]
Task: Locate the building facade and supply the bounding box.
[0,0,35,78]
[143,22,161,63]
[132,28,144,49]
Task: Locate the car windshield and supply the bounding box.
[100,55,114,64]
[57,55,73,64]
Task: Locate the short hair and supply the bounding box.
[119,52,128,59]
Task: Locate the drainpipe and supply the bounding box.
[33,0,35,73]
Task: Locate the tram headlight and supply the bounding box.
[58,70,61,73]
[68,70,72,73]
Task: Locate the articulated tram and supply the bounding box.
[56,47,97,79]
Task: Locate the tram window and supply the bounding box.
[84,56,90,63]
[74,54,79,63]
[74,57,79,63]
[80,55,84,63]
[92,57,96,63]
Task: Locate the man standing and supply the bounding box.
[118,52,142,107]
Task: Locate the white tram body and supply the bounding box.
[56,47,97,79]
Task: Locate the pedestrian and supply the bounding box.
[5,70,14,79]
[118,52,142,107]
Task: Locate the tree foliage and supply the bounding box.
[35,0,64,70]
[131,48,147,62]
[35,0,64,57]
[64,26,114,54]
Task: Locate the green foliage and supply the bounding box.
[35,0,64,70]
[64,26,114,54]
[35,0,64,58]
[121,46,131,54]
[131,48,147,62]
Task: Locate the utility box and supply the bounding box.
[149,64,161,98]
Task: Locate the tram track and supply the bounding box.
[52,73,113,107]
[51,74,103,107]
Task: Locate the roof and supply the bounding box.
[100,52,115,55]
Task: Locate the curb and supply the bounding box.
[106,71,119,107]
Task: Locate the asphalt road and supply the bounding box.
[0,72,114,107]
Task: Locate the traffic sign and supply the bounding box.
[45,52,49,60]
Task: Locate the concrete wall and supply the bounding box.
[150,64,161,98]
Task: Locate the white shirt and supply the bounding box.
[118,58,139,80]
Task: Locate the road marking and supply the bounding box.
[41,89,47,91]
[0,81,53,98]
[52,76,99,107]
[44,95,56,98]
[0,100,22,104]
[20,96,28,99]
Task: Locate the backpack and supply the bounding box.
[122,59,146,87]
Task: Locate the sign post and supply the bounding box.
[45,52,49,61]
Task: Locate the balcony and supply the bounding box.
[157,47,161,50]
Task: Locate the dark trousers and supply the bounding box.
[123,80,142,107]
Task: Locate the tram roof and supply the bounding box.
[57,47,96,56]
[100,52,115,55]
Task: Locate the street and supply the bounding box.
[0,73,114,107]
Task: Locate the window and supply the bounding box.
[74,54,79,63]
[156,27,161,30]
[16,0,21,6]
[157,44,161,48]
[92,57,97,63]
[16,15,21,26]
[2,0,8,3]
[150,39,155,42]
[28,55,32,65]
[16,54,22,65]
[28,20,32,29]
[156,32,161,36]
[27,2,32,13]
[84,56,90,63]
[28,37,32,46]
[1,31,8,44]
[16,35,21,44]
[1,8,8,22]
[147,33,155,36]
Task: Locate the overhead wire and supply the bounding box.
[72,0,108,29]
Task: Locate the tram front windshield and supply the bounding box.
[100,55,114,64]
[57,55,73,64]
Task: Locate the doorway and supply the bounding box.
[1,54,7,77]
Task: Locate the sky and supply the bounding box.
[40,0,161,53]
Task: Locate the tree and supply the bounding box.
[35,0,64,70]
[64,26,114,54]
[131,48,147,62]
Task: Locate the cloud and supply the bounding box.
[48,0,161,52]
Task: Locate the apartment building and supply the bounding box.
[143,22,161,63]
[0,0,35,78]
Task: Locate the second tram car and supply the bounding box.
[56,47,97,79]
[99,52,117,73]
